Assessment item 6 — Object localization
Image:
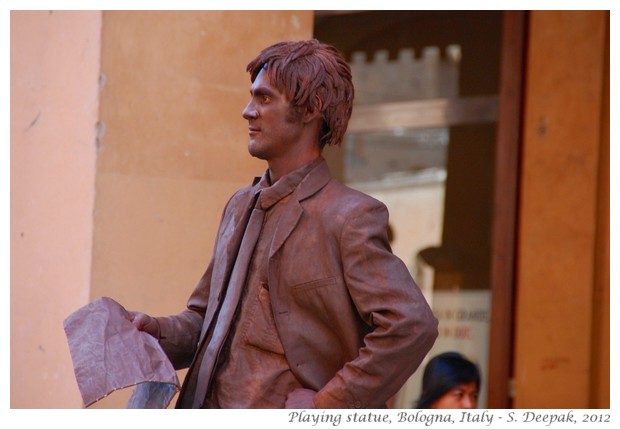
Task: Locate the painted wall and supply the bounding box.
[9,10,312,409]
[10,10,102,408]
[514,10,609,408]
[90,10,313,408]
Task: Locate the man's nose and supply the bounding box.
[242,102,258,120]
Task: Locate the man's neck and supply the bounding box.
[267,153,321,183]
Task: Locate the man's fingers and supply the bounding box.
[126,311,160,338]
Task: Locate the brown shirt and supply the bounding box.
[206,160,319,408]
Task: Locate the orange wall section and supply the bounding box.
[9,9,313,409]
[90,10,314,408]
[513,10,608,408]
[10,11,102,408]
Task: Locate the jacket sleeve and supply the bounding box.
[154,261,212,370]
[313,199,438,408]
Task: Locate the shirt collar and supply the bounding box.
[255,157,323,210]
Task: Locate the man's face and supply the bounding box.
[242,69,304,162]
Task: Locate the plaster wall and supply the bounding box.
[9,9,312,409]
[10,10,102,408]
[90,10,313,408]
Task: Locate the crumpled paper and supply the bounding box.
[63,296,180,408]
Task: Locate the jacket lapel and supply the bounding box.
[269,160,332,258]
[199,185,259,343]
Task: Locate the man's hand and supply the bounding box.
[285,388,317,409]
[127,310,160,339]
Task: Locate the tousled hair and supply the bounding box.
[416,352,481,409]
[246,39,354,148]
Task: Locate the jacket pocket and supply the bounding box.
[289,277,341,323]
[241,283,286,355]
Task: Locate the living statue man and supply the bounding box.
[130,39,438,409]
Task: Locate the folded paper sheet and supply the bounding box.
[64,297,180,408]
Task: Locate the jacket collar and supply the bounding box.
[250,156,332,204]
[293,157,332,201]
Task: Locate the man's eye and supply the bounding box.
[262,95,271,103]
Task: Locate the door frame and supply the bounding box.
[487,10,526,409]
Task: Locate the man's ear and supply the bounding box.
[303,94,324,124]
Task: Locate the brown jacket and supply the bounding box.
[156,159,438,408]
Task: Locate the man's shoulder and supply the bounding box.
[224,180,260,209]
[325,177,380,200]
[318,178,387,212]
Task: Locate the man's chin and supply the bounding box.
[247,143,268,161]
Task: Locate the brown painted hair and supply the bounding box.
[246,39,354,148]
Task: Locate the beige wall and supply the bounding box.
[10,11,102,408]
[513,10,609,408]
[10,10,313,409]
[90,10,313,408]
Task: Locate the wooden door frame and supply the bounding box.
[487,10,526,409]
